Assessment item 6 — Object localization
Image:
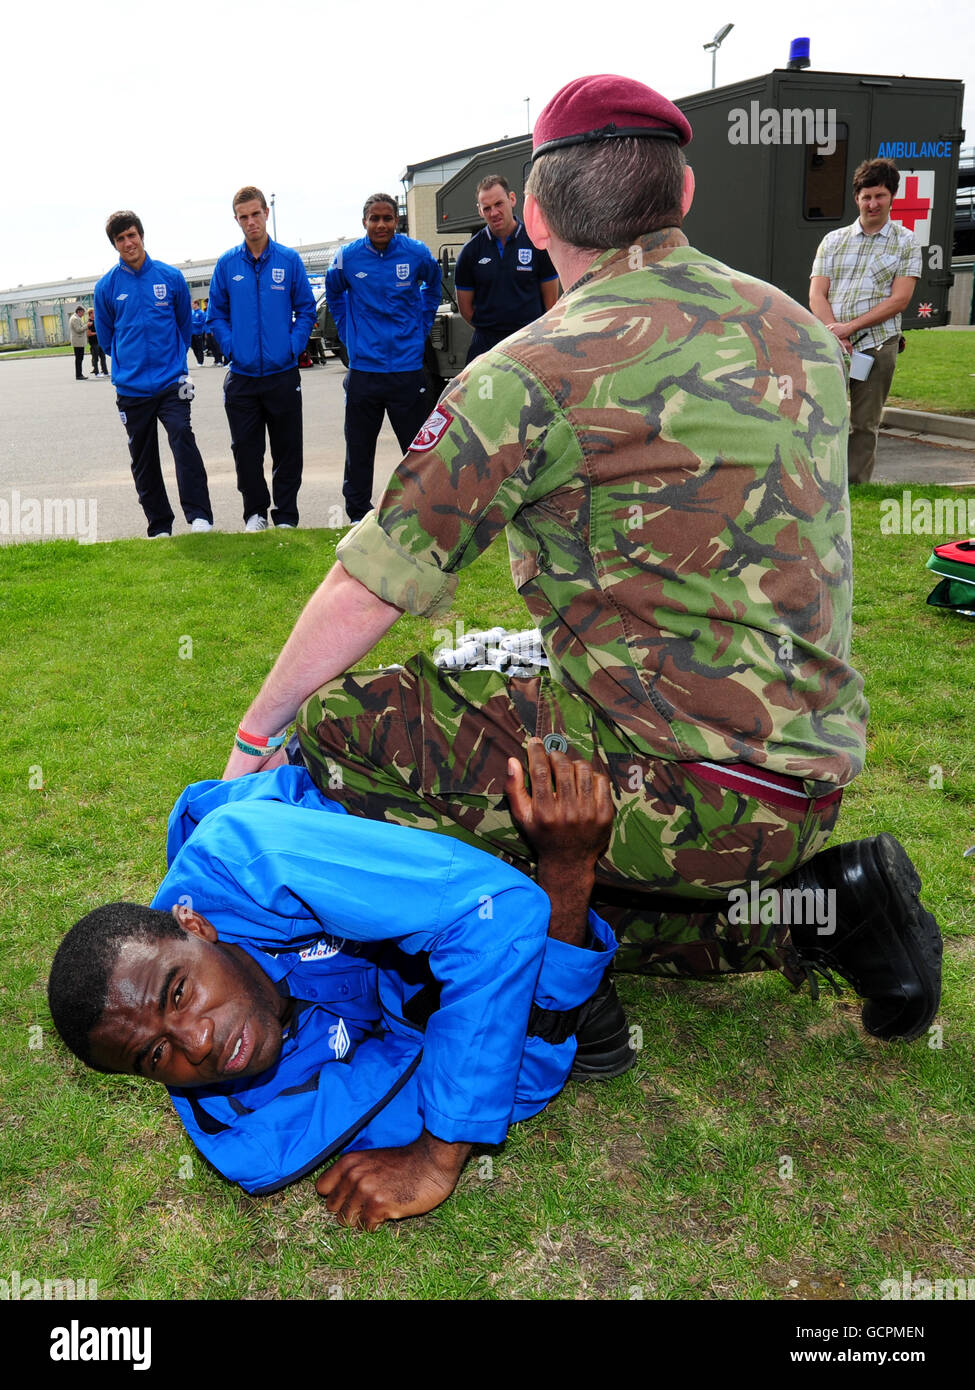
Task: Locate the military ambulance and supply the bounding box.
[423,51,965,383]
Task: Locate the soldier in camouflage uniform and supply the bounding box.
[225,76,941,1042]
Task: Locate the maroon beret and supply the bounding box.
[532,74,692,160]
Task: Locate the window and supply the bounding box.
[805,123,849,220]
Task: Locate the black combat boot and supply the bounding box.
[782,834,942,1042]
[570,973,637,1079]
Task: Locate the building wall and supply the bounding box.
[406,184,445,254]
[948,257,974,325]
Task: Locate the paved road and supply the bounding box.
[872,431,975,487]
[1,355,972,544]
[0,355,412,543]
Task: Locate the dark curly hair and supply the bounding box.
[105,210,144,246]
[853,158,900,197]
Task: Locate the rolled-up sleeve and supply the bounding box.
[336,512,458,618]
[335,350,578,615]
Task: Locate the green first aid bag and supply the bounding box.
[925,538,975,616]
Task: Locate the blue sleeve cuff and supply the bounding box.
[532,910,617,1012]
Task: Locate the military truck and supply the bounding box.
[678,66,964,325]
[418,59,965,382]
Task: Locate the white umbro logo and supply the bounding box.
[355,271,368,279]
[232,274,244,281]
[478,257,491,264]
[329,1019,351,1058]
[116,293,128,300]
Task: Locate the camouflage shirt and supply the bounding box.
[338,229,868,787]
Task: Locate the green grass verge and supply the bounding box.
[0,345,73,359]
[1,510,972,1301]
[887,329,975,417]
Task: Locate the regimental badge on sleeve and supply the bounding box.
[409,407,454,452]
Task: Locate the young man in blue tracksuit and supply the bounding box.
[94,211,214,538]
[48,746,628,1230]
[190,301,206,366]
[207,186,317,531]
[325,193,442,522]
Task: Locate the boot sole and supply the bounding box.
[570,1044,637,1081]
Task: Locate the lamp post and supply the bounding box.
[703,22,734,90]
[270,193,277,241]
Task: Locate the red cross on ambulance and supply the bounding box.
[890,172,934,246]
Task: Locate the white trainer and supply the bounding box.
[190,518,214,532]
[244,515,268,532]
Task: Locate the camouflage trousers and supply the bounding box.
[297,654,843,980]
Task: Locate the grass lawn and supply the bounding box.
[887,329,975,417]
[1,506,973,1303]
[0,345,73,360]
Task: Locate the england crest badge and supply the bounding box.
[396,263,410,280]
[272,266,285,283]
[153,284,167,299]
[518,248,532,265]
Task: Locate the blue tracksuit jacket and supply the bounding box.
[325,233,441,372]
[155,767,615,1195]
[94,254,193,397]
[206,239,317,377]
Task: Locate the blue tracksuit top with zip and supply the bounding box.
[155,766,615,1195]
[206,238,317,378]
[325,233,441,372]
[94,254,193,398]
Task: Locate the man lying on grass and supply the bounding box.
[48,743,629,1231]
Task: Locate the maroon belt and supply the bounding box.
[687,760,844,813]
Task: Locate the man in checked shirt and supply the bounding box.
[810,157,921,484]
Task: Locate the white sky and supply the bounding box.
[4,0,972,288]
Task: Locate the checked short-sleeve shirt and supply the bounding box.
[811,218,921,351]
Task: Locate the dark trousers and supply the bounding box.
[73,346,86,379]
[190,334,205,366]
[223,367,303,526]
[88,339,108,375]
[466,326,514,364]
[343,368,433,521]
[116,384,213,536]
